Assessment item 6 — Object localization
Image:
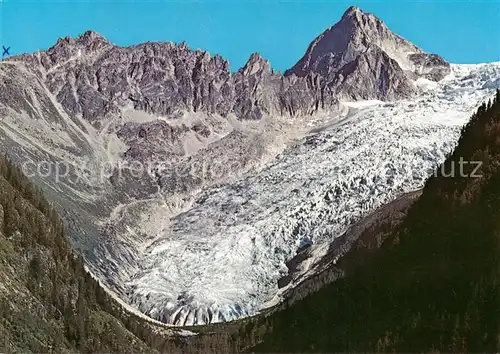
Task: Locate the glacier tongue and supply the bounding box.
[123,63,500,326]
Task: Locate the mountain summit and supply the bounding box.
[286,6,450,100]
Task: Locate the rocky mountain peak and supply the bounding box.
[55,35,74,46]
[287,7,417,76]
[240,52,271,75]
[51,30,111,52]
[340,5,369,24]
[343,5,361,15]
[75,30,110,48]
[286,6,451,100]
[42,30,112,69]
[341,5,380,24]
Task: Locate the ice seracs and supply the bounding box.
[124,62,500,325]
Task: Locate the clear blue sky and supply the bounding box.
[1,0,499,72]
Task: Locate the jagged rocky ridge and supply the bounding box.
[14,32,334,121]
[1,6,495,327]
[12,7,448,121]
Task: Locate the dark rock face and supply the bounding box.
[328,45,416,101]
[14,32,338,121]
[12,7,450,120]
[286,6,451,100]
[408,53,451,81]
[232,53,335,119]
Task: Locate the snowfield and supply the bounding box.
[1,60,499,327]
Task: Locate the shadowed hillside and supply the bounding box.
[0,155,161,352]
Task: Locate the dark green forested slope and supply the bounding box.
[251,91,500,352]
[0,156,241,353]
[0,156,159,352]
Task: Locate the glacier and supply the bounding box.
[124,63,500,325]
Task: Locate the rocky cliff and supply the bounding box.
[13,32,336,122]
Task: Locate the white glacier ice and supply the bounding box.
[122,63,500,325]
